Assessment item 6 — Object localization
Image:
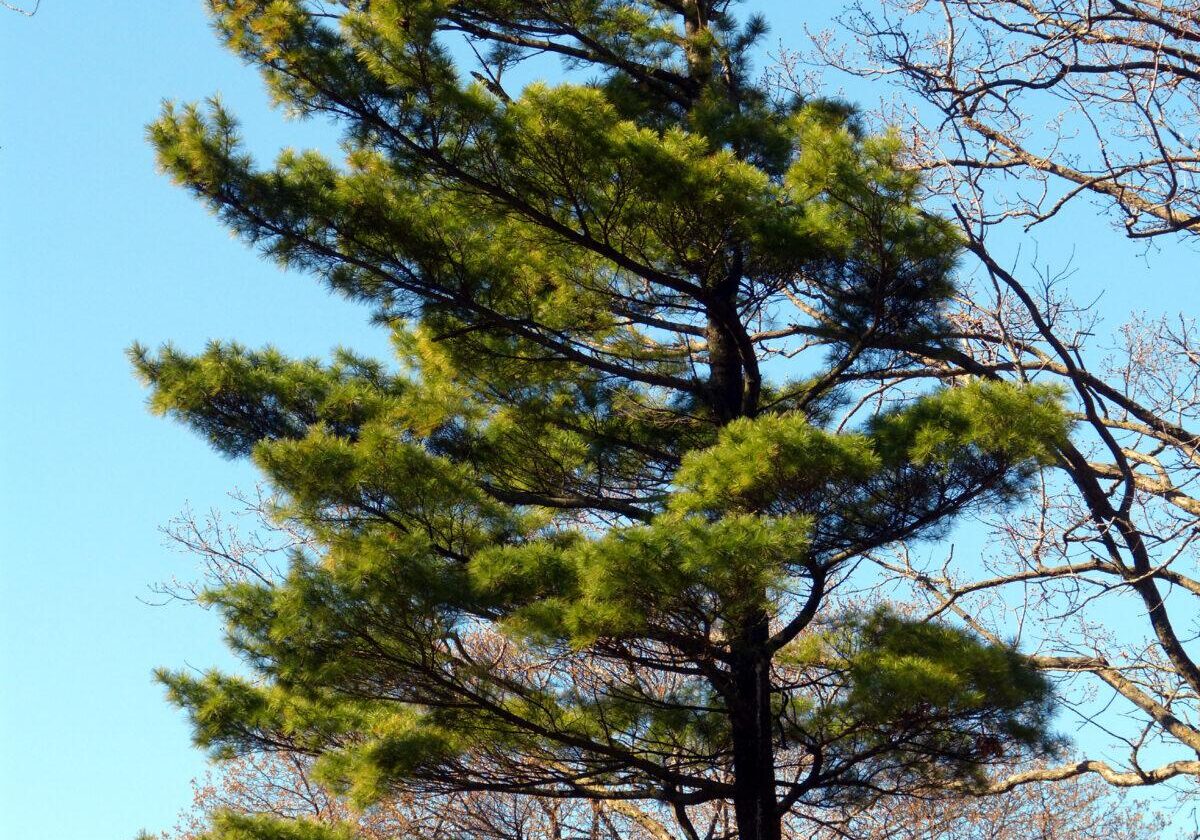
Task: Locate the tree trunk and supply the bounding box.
[706,311,745,423]
[729,611,782,840]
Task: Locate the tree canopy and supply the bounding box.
[135,3,1070,839]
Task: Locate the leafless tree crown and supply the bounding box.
[810,0,1200,239]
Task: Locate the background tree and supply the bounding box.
[169,749,1165,840]
[1,1,40,15]
[762,0,1200,797]
[172,752,652,840]
[136,2,1070,840]
[823,0,1200,239]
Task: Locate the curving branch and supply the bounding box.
[802,0,1200,239]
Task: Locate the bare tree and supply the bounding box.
[861,285,1200,790]
[167,742,1163,839]
[755,0,1200,799]
[813,760,1165,838]
[2,1,39,16]
[168,751,678,840]
[814,0,1200,239]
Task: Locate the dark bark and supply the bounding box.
[728,611,782,840]
[706,308,746,424]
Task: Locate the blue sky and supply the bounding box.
[0,3,1192,838]
[1,5,391,837]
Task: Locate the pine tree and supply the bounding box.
[135,3,1071,839]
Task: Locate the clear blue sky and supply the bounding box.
[0,3,1190,839]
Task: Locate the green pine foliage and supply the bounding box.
[135,3,1071,839]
